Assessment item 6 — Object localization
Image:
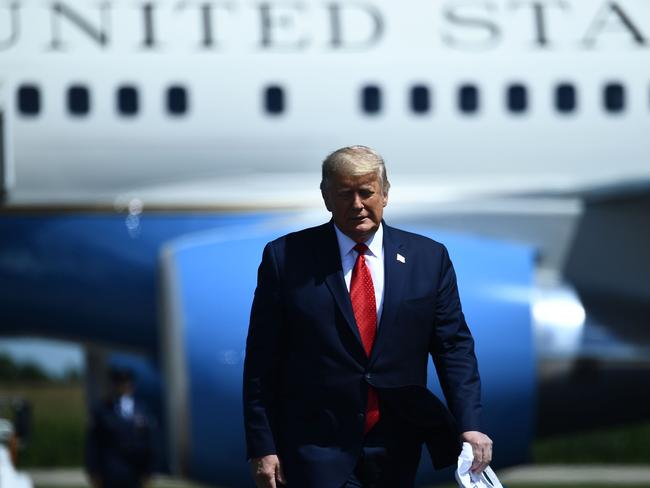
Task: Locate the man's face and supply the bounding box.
[322,171,388,243]
[112,380,134,398]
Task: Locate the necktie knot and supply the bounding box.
[354,243,369,255]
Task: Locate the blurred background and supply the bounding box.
[1,0,649,486]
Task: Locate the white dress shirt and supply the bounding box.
[334,223,385,322]
[118,395,135,419]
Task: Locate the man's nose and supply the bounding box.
[351,193,364,209]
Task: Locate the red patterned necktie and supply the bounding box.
[350,243,380,434]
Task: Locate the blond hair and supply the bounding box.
[320,145,390,193]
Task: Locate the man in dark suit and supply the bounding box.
[85,366,158,488]
[243,146,492,488]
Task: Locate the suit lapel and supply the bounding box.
[369,224,407,366]
[312,222,364,349]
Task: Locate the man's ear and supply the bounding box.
[382,190,389,208]
[322,189,333,212]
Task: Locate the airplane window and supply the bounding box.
[362,85,382,114]
[410,85,430,114]
[68,85,90,116]
[117,85,139,116]
[264,85,285,115]
[167,85,188,115]
[555,83,576,113]
[507,84,527,113]
[604,83,625,113]
[17,84,41,116]
[458,84,479,113]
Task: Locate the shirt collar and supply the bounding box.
[333,222,383,258]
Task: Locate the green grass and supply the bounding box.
[1,383,86,467]
[533,422,650,464]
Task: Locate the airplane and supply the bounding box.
[1,0,649,485]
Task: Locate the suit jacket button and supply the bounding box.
[365,373,372,381]
[357,413,365,419]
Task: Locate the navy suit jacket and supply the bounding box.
[85,397,158,487]
[243,222,481,487]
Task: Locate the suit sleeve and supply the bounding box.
[243,242,285,459]
[429,244,482,433]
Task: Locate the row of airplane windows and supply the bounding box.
[13,82,634,117]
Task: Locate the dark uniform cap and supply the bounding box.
[108,365,135,384]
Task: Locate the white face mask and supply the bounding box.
[118,395,135,419]
[455,442,503,488]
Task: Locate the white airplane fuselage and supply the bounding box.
[1,0,649,207]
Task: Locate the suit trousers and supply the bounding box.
[342,417,422,488]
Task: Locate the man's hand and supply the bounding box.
[461,431,493,473]
[250,454,286,487]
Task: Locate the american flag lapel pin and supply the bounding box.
[396,253,406,263]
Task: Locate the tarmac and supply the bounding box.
[24,465,650,487]
[498,465,650,484]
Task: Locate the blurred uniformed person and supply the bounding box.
[85,366,158,488]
